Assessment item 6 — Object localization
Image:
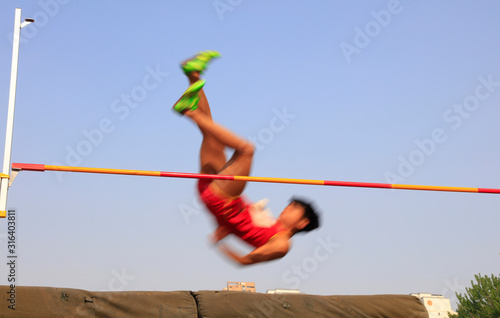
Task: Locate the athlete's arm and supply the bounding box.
[218,236,290,265]
[210,225,231,244]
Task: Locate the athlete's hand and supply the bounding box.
[218,237,289,266]
[217,243,246,266]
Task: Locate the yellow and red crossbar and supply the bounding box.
[11,163,500,194]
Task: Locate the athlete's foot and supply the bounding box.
[181,51,221,76]
[172,79,206,115]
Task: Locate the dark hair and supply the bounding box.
[291,197,320,233]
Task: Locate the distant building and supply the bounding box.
[223,282,256,292]
[266,289,300,294]
[411,293,457,318]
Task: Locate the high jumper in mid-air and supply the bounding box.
[172,51,320,266]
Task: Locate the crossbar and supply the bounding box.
[11,163,500,194]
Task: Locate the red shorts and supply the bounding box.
[197,179,285,248]
[197,179,250,224]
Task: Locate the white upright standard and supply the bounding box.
[0,8,34,218]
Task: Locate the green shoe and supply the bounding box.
[181,51,221,75]
[173,80,206,114]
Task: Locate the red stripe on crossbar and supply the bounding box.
[478,188,500,194]
[11,163,45,171]
[324,180,392,189]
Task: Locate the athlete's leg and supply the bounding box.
[179,59,226,174]
[184,109,254,197]
[174,51,251,195]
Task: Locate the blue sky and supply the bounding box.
[1,0,499,309]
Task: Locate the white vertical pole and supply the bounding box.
[0,8,25,218]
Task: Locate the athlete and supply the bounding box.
[173,51,320,265]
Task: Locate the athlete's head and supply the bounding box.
[279,197,320,234]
